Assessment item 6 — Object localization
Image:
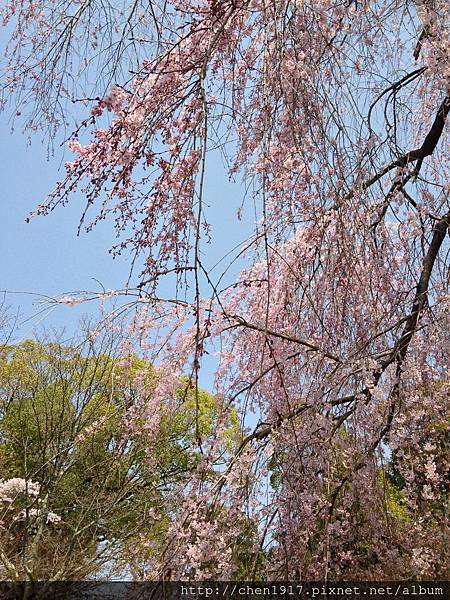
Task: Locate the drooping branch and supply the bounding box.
[393,211,450,363]
[237,210,449,451]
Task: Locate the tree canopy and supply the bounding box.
[0,333,242,580]
[1,0,449,580]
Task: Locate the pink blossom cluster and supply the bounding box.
[15,507,62,525]
[0,478,40,503]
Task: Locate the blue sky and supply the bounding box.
[0,105,252,394]
[0,23,256,399]
[0,120,247,304]
[0,119,130,335]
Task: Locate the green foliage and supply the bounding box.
[0,337,236,579]
[378,469,409,523]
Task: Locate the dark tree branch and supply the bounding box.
[359,93,449,193]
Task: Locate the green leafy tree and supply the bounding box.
[0,330,238,581]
